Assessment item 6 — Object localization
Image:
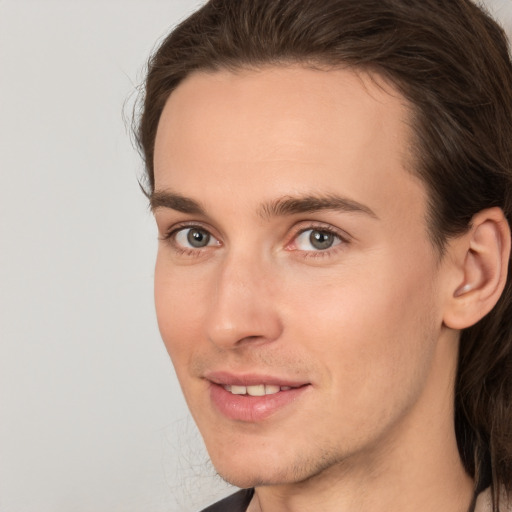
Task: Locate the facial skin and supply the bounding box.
[152,66,474,511]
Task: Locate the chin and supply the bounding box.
[215,464,297,489]
[209,447,345,489]
[217,470,271,489]
[208,452,282,488]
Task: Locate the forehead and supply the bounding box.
[153,65,425,225]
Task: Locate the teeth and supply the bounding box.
[265,385,280,395]
[230,385,247,395]
[223,384,292,395]
[247,384,265,396]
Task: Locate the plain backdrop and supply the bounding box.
[0,1,511,511]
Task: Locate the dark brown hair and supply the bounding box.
[135,0,512,506]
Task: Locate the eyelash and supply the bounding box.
[160,222,217,258]
[289,224,349,260]
[160,222,350,259]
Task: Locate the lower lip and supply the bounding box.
[209,383,309,422]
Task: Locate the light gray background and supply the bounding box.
[0,1,511,511]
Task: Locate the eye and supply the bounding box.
[294,228,342,251]
[174,227,218,249]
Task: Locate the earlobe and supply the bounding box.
[443,208,511,330]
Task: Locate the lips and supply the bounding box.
[205,372,310,422]
[206,371,306,388]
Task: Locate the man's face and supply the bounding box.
[152,66,457,487]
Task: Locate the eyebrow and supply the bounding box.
[258,194,378,220]
[150,190,206,214]
[150,190,378,220]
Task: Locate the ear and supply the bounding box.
[443,207,511,330]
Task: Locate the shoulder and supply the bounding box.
[200,489,254,512]
[475,487,512,512]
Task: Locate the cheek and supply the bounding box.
[281,254,439,402]
[154,254,209,367]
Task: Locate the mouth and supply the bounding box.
[205,372,311,422]
[223,384,293,396]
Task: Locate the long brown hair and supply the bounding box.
[135,0,512,507]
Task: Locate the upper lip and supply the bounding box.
[204,371,309,388]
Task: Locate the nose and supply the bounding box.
[205,253,283,349]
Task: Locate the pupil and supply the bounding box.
[310,230,333,250]
[187,228,210,248]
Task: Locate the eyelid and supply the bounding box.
[158,219,351,259]
[160,222,222,255]
[286,222,351,256]
[291,222,350,243]
[175,227,218,248]
[160,221,218,240]
[294,229,342,250]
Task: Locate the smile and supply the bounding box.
[206,373,311,422]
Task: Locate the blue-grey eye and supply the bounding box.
[175,227,213,248]
[295,229,341,251]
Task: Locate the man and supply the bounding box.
[135,0,512,510]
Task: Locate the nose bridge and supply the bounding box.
[206,248,282,348]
